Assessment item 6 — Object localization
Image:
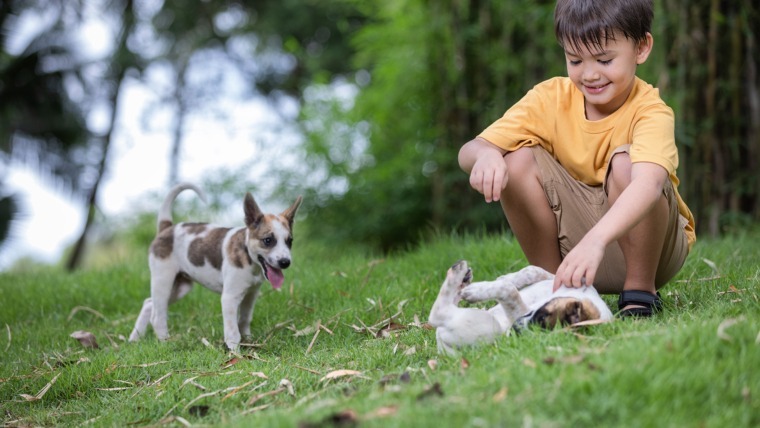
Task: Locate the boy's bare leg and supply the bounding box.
[607,153,668,308]
[500,148,562,273]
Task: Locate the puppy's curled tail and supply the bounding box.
[156,183,207,232]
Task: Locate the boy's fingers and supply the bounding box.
[571,270,585,288]
[490,173,502,202]
[482,173,494,202]
[584,271,595,288]
[553,264,568,291]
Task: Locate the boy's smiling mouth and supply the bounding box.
[584,83,610,94]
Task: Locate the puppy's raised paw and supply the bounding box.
[445,260,472,291]
[459,281,492,303]
[461,279,522,303]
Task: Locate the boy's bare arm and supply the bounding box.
[458,137,508,203]
[552,162,669,290]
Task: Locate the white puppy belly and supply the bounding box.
[436,308,504,349]
[517,280,556,307]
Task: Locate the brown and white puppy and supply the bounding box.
[129,183,302,350]
[429,260,613,354]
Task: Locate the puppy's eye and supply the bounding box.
[262,237,275,247]
[286,237,293,248]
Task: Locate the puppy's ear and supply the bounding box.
[244,192,263,227]
[281,196,303,228]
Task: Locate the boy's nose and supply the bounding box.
[582,66,600,82]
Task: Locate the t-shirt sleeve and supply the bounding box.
[478,84,552,152]
[630,103,678,174]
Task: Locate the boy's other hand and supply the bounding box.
[458,137,508,202]
[469,154,508,203]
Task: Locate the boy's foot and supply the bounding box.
[617,290,662,318]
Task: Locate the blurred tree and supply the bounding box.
[66,0,138,270]
[0,1,91,249]
[654,0,760,236]
[0,0,364,266]
[145,0,364,185]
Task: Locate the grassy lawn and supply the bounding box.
[1,231,758,427]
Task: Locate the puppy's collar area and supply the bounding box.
[512,310,536,334]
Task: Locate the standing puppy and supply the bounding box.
[129,183,302,350]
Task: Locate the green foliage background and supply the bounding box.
[283,0,760,251]
[1,0,759,259]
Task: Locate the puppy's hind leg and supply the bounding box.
[498,266,554,290]
[148,267,179,342]
[129,298,153,342]
[494,288,529,325]
[461,280,529,326]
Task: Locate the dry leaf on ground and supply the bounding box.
[427,360,438,371]
[417,382,444,400]
[319,370,367,382]
[460,358,470,370]
[20,373,61,401]
[492,387,508,402]
[300,409,359,428]
[67,306,107,322]
[566,319,611,329]
[717,316,746,342]
[70,331,99,349]
[365,405,399,419]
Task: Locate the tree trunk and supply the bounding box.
[66,0,134,270]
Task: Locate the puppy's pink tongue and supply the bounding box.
[267,266,284,290]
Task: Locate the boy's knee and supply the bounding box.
[504,147,539,178]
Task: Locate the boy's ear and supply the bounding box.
[636,32,654,65]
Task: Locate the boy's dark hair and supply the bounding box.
[554,0,653,52]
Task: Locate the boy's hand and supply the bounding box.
[469,151,508,203]
[458,138,508,203]
[552,238,605,291]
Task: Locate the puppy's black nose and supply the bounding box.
[278,259,291,269]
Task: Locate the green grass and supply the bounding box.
[1,231,758,427]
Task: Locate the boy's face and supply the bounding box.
[563,31,653,120]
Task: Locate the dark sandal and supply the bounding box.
[617,290,662,318]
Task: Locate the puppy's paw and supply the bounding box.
[444,260,472,292]
[460,281,493,303]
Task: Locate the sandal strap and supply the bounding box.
[617,290,662,312]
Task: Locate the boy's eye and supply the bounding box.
[598,59,612,65]
[569,60,581,66]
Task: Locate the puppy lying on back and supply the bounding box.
[428,260,613,354]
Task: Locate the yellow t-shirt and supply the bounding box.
[479,76,696,247]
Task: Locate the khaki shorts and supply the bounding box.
[530,145,689,293]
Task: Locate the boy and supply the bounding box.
[458,0,695,317]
